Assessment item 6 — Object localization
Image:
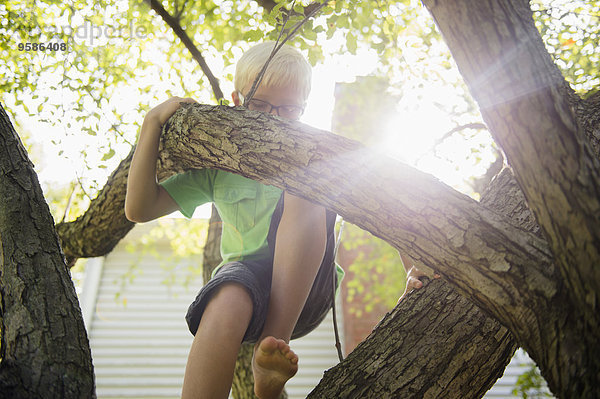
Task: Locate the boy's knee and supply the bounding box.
[193,282,254,339]
[209,282,253,311]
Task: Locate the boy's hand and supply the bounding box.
[146,96,197,127]
[398,266,441,304]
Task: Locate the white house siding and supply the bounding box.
[485,349,554,398]
[84,221,344,399]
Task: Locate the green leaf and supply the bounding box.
[347,32,357,53]
[321,5,334,15]
[101,148,115,161]
[244,29,263,42]
[304,26,317,40]
[272,1,286,13]
[335,0,343,14]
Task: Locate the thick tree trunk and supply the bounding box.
[422,0,600,396]
[0,103,95,397]
[201,205,223,284]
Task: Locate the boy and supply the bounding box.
[125,42,341,399]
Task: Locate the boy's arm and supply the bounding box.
[125,97,196,223]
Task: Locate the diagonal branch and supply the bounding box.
[146,0,224,101]
[52,101,573,395]
[308,277,517,398]
[160,103,559,347]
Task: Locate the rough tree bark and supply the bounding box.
[201,205,223,285]
[308,277,515,398]
[0,103,95,397]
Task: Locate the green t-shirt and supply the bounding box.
[160,169,283,274]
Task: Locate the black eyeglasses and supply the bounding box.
[240,94,305,120]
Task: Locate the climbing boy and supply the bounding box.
[125,42,341,399]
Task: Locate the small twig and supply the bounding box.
[433,122,487,148]
[255,0,324,17]
[146,0,224,101]
[411,122,488,166]
[60,182,77,223]
[80,85,135,147]
[244,0,295,103]
[75,171,92,202]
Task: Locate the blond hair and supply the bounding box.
[235,42,312,102]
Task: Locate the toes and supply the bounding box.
[259,337,279,354]
[276,339,287,352]
[256,336,298,366]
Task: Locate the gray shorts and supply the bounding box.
[185,196,338,343]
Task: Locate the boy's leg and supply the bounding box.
[253,192,327,399]
[182,282,253,399]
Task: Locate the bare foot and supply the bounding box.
[252,336,298,399]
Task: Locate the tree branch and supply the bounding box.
[146,0,224,101]
[53,100,591,396]
[308,277,517,398]
[160,103,559,346]
[55,101,561,372]
[433,122,487,148]
[575,88,600,156]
